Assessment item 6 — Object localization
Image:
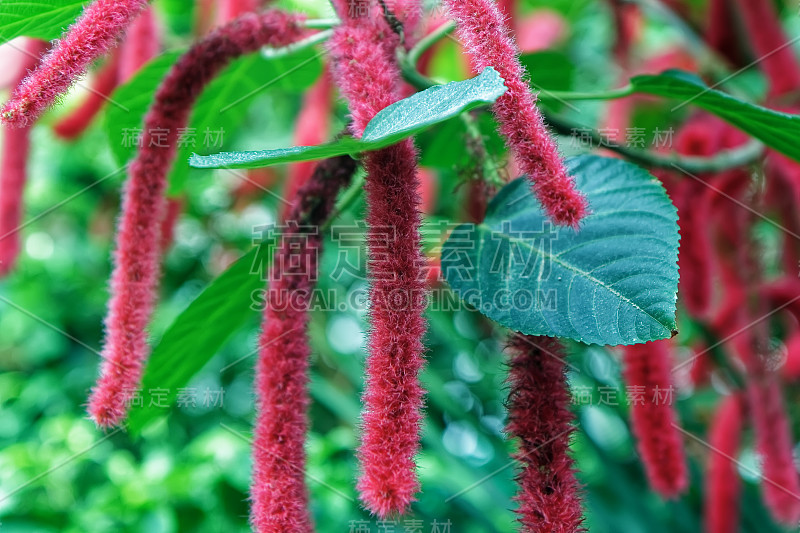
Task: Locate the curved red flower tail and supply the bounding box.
[704,394,745,533]
[88,11,306,428]
[621,340,688,498]
[1,0,150,128]
[732,0,800,98]
[442,0,588,227]
[281,69,333,220]
[251,155,356,533]
[159,197,183,252]
[53,51,120,140]
[747,375,800,524]
[328,8,428,516]
[0,39,49,276]
[118,6,161,82]
[505,335,584,532]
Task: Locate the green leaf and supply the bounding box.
[126,247,266,433]
[441,154,679,346]
[189,66,508,169]
[631,70,800,162]
[0,0,88,41]
[105,47,322,194]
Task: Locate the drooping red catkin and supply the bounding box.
[159,197,183,252]
[621,341,688,498]
[442,0,588,227]
[0,39,48,276]
[52,51,120,139]
[251,155,356,533]
[281,70,333,219]
[505,335,584,532]
[705,394,745,533]
[1,0,150,128]
[328,7,428,516]
[118,6,160,82]
[747,375,800,524]
[732,0,800,98]
[88,11,306,427]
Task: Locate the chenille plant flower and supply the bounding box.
[0,39,48,275]
[88,11,306,427]
[1,0,150,128]
[328,2,428,517]
[251,155,356,532]
[442,0,588,227]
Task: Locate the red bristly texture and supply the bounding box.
[732,0,800,99]
[705,394,744,533]
[443,0,588,227]
[1,0,150,128]
[0,40,49,276]
[505,335,584,533]
[53,51,120,140]
[251,155,356,533]
[621,341,688,498]
[159,197,182,252]
[88,11,305,427]
[281,70,333,220]
[118,6,160,82]
[328,6,428,516]
[747,375,800,524]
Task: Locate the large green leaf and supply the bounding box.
[105,47,322,193]
[188,67,508,169]
[0,0,88,41]
[631,70,800,162]
[126,247,266,433]
[441,154,679,346]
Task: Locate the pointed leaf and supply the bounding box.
[188,67,508,169]
[441,155,680,345]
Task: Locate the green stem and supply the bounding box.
[407,20,456,66]
[537,85,634,102]
[302,18,340,29]
[261,29,333,59]
[544,112,764,173]
[461,112,506,187]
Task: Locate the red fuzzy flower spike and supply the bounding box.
[622,340,688,498]
[1,0,150,128]
[442,0,588,227]
[506,335,584,533]
[705,394,745,533]
[118,6,161,82]
[88,11,305,428]
[0,39,49,276]
[732,0,800,98]
[251,155,356,533]
[328,5,428,517]
[747,376,800,524]
[53,51,120,139]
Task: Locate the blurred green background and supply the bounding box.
[0,0,797,531]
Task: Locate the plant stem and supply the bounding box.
[407,20,456,66]
[537,85,634,102]
[544,112,764,173]
[302,18,340,29]
[261,29,333,59]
